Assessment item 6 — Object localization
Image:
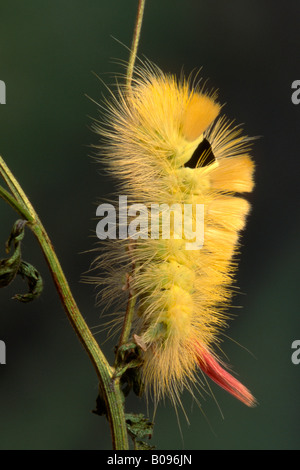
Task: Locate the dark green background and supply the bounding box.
[0,0,299,450]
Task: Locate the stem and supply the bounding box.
[116,0,147,357]
[0,184,33,222]
[116,289,137,356]
[0,1,148,451]
[126,0,146,89]
[0,156,36,220]
[114,241,137,367]
[31,223,129,449]
[0,157,129,450]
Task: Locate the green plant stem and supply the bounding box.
[31,223,129,449]
[0,0,148,450]
[116,0,147,358]
[126,0,146,89]
[116,289,137,358]
[0,184,33,222]
[0,157,129,450]
[0,156,36,220]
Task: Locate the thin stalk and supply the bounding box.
[31,222,129,449]
[0,157,129,450]
[117,0,147,356]
[114,240,137,366]
[0,156,36,220]
[116,289,137,355]
[0,0,148,450]
[0,184,33,222]
[126,0,146,89]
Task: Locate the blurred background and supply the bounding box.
[0,0,299,450]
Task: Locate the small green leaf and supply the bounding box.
[0,219,26,288]
[6,219,27,251]
[92,390,108,418]
[114,341,144,398]
[12,260,43,303]
[0,220,43,302]
[125,413,154,440]
[135,440,156,450]
[0,254,20,287]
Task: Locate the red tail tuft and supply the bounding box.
[196,345,256,407]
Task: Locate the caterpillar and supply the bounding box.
[93,61,256,409]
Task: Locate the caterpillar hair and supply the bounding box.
[92,61,256,409]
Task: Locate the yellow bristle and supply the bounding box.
[94,61,255,408]
[182,93,221,141]
[210,155,255,193]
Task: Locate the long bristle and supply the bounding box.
[93,61,255,409]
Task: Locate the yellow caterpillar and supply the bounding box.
[93,62,255,409]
